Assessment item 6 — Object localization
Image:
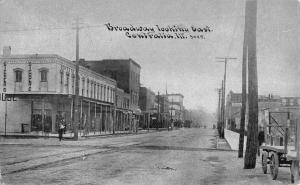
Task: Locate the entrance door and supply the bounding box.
[32,109,42,131]
[31,109,52,132]
[44,109,52,132]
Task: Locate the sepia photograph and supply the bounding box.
[0,0,299,184]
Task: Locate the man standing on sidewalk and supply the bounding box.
[258,126,265,156]
[58,122,65,141]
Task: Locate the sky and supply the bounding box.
[0,0,299,113]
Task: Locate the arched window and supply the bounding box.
[14,68,23,82]
[39,68,49,82]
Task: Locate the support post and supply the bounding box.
[4,94,7,137]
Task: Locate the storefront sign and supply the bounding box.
[0,93,17,101]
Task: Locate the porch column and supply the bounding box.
[105,105,108,133]
[88,101,91,135]
[42,97,45,135]
[148,112,150,132]
[70,97,73,133]
[94,102,96,134]
[100,104,102,133]
[80,99,82,136]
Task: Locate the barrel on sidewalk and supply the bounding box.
[21,123,30,133]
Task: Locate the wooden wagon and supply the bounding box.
[260,111,300,183]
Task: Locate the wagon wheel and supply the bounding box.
[290,160,299,183]
[270,153,279,180]
[262,151,268,174]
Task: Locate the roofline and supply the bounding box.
[86,58,141,69]
[164,93,184,98]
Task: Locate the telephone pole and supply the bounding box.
[73,17,83,140]
[244,0,258,169]
[216,88,222,136]
[157,91,160,130]
[113,87,117,135]
[216,57,237,138]
[238,4,249,158]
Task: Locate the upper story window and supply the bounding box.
[107,87,110,102]
[81,77,85,96]
[97,84,100,100]
[14,68,23,82]
[90,81,93,98]
[282,98,287,106]
[60,70,63,84]
[94,83,97,99]
[86,79,89,97]
[39,68,49,82]
[290,99,294,106]
[100,85,103,100]
[103,85,106,101]
[66,73,69,85]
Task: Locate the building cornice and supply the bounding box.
[0,54,117,85]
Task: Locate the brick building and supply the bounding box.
[115,88,131,131]
[139,87,155,129]
[165,93,184,124]
[0,47,117,136]
[85,58,141,132]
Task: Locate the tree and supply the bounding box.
[244,0,258,169]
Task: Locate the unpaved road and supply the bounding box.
[0,128,291,185]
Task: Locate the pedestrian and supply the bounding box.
[62,119,66,134]
[258,126,265,156]
[58,122,65,141]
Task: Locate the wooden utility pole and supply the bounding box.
[216,57,237,139]
[73,17,83,140]
[170,98,173,121]
[147,112,150,132]
[113,87,117,134]
[238,2,249,158]
[217,88,222,136]
[220,80,224,138]
[157,91,160,129]
[4,94,7,137]
[244,0,258,169]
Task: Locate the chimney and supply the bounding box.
[3,46,11,57]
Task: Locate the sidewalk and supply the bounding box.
[224,129,247,151]
[0,128,171,147]
[0,128,169,140]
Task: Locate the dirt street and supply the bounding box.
[0,128,292,185]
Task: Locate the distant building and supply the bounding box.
[115,88,131,131]
[139,87,155,129]
[0,47,117,135]
[225,91,244,130]
[156,94,170,128]
[165,93,184,122]
[278,96,300,124]
[225,91,297,132]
